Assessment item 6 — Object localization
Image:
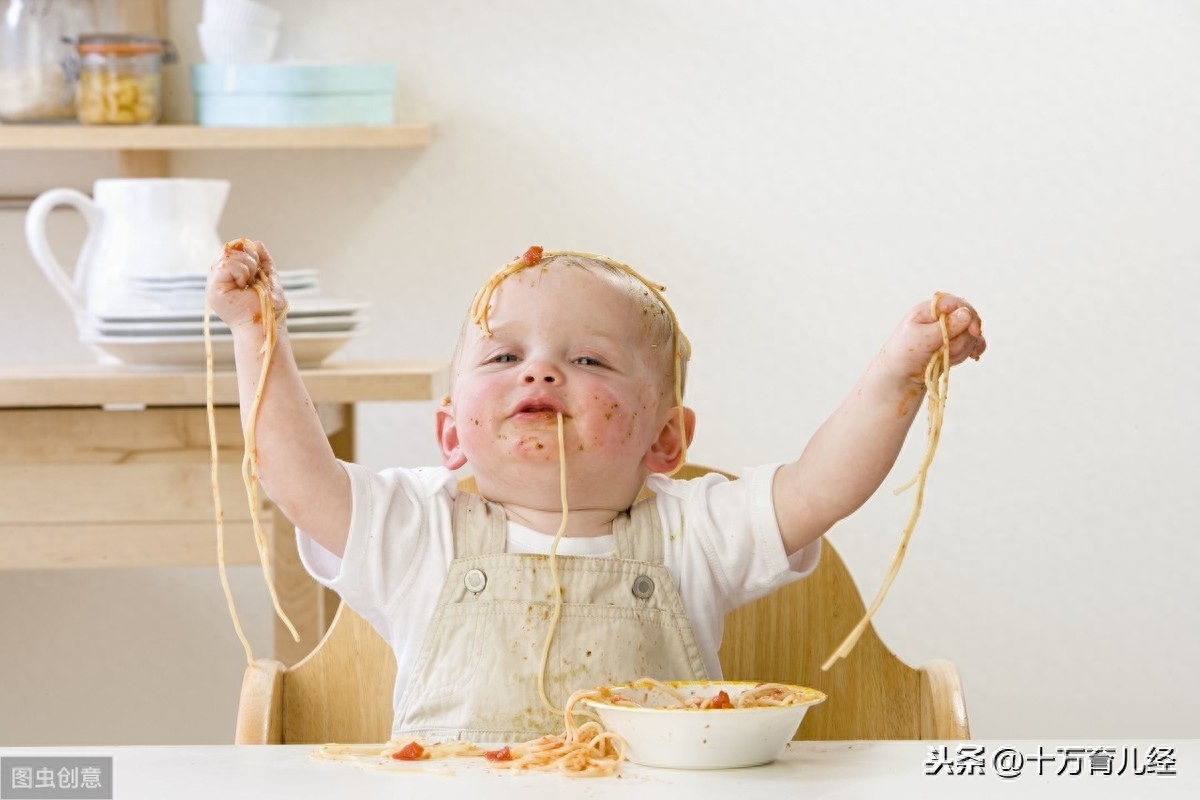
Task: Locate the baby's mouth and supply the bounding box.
[512,400,567,420]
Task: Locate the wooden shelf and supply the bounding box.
[0,123,434,151]
[0,360,448,408]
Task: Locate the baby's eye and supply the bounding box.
[490,353,519,363]
[573,356,605,367]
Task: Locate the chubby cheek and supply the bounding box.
[575,385,659,455]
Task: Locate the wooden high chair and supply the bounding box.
[235,465,970,744]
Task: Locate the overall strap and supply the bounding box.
[451,491,508,557]
[611,496,663,563]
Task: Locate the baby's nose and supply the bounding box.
[521,360,562,384]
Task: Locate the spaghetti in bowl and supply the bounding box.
[579,679,826,770]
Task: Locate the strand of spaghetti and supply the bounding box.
[536,411,569,716]
[204,294,254,664]
[821,294,951,672]
[471,247,691,472]
[240,280,299,643]
[490,687,625,776]
[892,323,950,494]
[631,677,690,705]
[311,741,469,776]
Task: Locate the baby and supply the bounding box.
[207,243,986,743]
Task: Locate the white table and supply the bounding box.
[0,741,1192,799]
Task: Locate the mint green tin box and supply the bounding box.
[191,63,396,127]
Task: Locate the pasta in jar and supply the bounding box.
[73,34,175,125]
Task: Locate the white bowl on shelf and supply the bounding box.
[202,0,282,29]
[197,21,279,65]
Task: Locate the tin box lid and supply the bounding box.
[191,62,397,95]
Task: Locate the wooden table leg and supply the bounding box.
[271,403,353,665]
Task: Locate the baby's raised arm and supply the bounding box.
[772,293,986,555]
[207,241,351,557]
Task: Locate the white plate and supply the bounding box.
[90,314,365,337]
[128,269,319,286]
[131,285,319,310]
[89,298,369,324]
[132,278,318,293]
[80,329,363,369]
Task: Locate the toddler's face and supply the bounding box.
[440,265,677,504]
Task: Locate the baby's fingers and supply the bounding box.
[942,305,987,363]
[946,329,987,365]
[248,240,275,277]
[220,250,257,289]
[264,266,289,318]
[916,293,975,324]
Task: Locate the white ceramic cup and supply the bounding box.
[202,0,282,29]
[196,22,279,64]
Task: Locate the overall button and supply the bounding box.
[464,568,487,593]
[632,575,655,599]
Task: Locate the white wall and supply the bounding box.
[1,0,1197,744]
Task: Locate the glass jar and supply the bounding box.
[0,0,96,122]
[74,33,176,125]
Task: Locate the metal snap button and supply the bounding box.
[632,575,655,599]
[464,568,487,593]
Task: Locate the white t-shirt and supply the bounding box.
[298,461,821,701]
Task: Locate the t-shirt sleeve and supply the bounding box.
[651,462,821,614]
[295,462,455,639]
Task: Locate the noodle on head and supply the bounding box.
[205,238,299,666]
[821,292,952,671]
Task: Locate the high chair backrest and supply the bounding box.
[235,464,969,744]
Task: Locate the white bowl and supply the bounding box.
[202,0,282,29]
[580,680,826,770]
[196,22,279,65]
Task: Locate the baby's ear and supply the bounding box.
[643,407,696,474]
[435,404,468,470]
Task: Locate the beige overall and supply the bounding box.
[393,492,709,743]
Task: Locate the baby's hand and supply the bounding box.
[206,239,287,331]
[878,293,987,385]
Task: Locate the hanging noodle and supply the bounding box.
[535,412,570,716]
[821,292,951,671]
[205,238,300,666]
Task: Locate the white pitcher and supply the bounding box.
[25,178,230,316]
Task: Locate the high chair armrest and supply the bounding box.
[235,659,286,744]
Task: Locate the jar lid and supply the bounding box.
[76,33,177,61]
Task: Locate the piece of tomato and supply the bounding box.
[484,745,513,762]
[521,245,544,266]
[709,690,733,709]
[392,741,425,760]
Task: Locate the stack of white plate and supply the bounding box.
[79,270,367,369]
